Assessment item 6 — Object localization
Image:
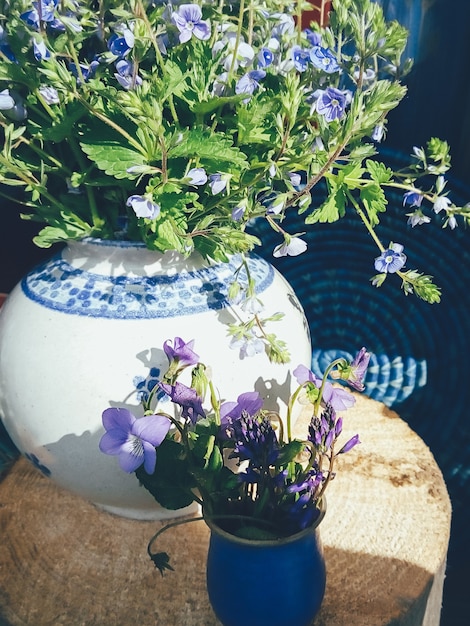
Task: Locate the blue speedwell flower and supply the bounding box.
[115,59,142,90]
[374,243,407,273]
[99,407,171,473]
[273,236,307,258]
[126,195,160,219]
[235,70,266,97]
[310,46,340,73]
[108,27,135,57]
[38,85,59,105]
[292,45,311,72]
[172,4,211,43]
[186,167,207,186]
[315,87,347,122]
[403,189,423,208]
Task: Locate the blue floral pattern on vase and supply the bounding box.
[21,250,274,320]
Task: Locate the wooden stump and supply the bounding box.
[0,396,451,626]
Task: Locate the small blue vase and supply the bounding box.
[205,508,326,626]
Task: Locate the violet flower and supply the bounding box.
[99,407,170,473]
[273,236,307,258]
[163,337,199,368]
[374,243,407,273]
[310,46,340,73]
[172,4,211,43]
[126,195,160,219]
[315,87,347,122]
[220,391,264,425]
[158,381,205,424]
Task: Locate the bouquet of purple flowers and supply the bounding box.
[99,336,369,573]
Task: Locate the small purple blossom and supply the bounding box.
[403,190,423,208]
[21,0,58,28]
[115,59,142,90]
[407,210,431,227]
[126,195,160,219]
[229,413,280,468]
[293,364,355,411]
[220,391,264,425]
[337,434,360,454]
[235,69,266,97]
[347,347,370,391]
[257,47,274,68]
[159,381,205,424]
[315,87,347,122]
[372,124,384,142]
[33,39,51,61]
[273,236,307,258]
[434,196,451,214]
[186,167,207,185]
[292,46,311,72]
[99,407,171,473]
[374,243,407,273]
[163,337,199,368]
[39,85,60,105]
[108,28,135,57]
[310,46,340,73]
[69,60,99,84]
[209,173,227,195]
[230,332,264,359]
[172,4,211,43]
[0,89,15,111]
[232,204,246,221]
[304,29,322,46]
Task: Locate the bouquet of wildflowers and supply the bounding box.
[0,0,469,305]
[99,336,370,573]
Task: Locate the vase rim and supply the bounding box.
[204,498,326,547]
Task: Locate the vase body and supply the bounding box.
[0,239,311,519]
[206,512,326,626]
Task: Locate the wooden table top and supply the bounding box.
[0,395,451,626]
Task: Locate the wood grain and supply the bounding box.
[0,395,451,626]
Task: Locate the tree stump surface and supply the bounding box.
[0,395,451,626]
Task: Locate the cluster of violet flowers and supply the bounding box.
[99,336,370,571]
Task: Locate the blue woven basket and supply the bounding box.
[251,147,470,567]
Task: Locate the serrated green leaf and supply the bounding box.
[366,159,393,184]
[360,183,387,226]
[305,188,345,224]
[169,129,249,171]
[80,138,146,179]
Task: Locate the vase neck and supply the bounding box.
[62,239,208,277]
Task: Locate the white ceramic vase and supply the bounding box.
[0,239,311,519]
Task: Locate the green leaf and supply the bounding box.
[80,136,146,179]
[135,439,195,510]
[169,129,249,171]
[276,440,305,465]
[305,187,346,224]
[366,159,393,184]
[360,183,387,226]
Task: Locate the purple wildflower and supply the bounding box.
[186,167,207,185]
[347,347,370,391]
[229,332,264,359]
[229,413,279,469]
[315,87,347,122]
[304,29,322,46]
[403,190,423,208]
[115,59,142,90]
[99,407,170,473]
[235,69,266,97]
[39,85,60,105]
[163,337,199,368]
[220,391,264,425]
[126,195,160,219]
[337,434,360,454]
[33,39,51,61]
[273,236,307,258]
[0,90,27,121]
[0,89,15,111]
[293,364,355,411]
[158,381,205,424]
[407,210,431,227]
[209,173,227,195]
[310,46,340,73]
[292,46,311,72]
[172,4,211,43]
[374,243,407,273]
[108,28,134,57]
[21,0,58,28]
[257,47,274,68]
[434,196,451,214]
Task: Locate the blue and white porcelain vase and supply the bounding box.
[205,504,326,626]
[0,239,311,519]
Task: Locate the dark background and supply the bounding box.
[1,1,469,623]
